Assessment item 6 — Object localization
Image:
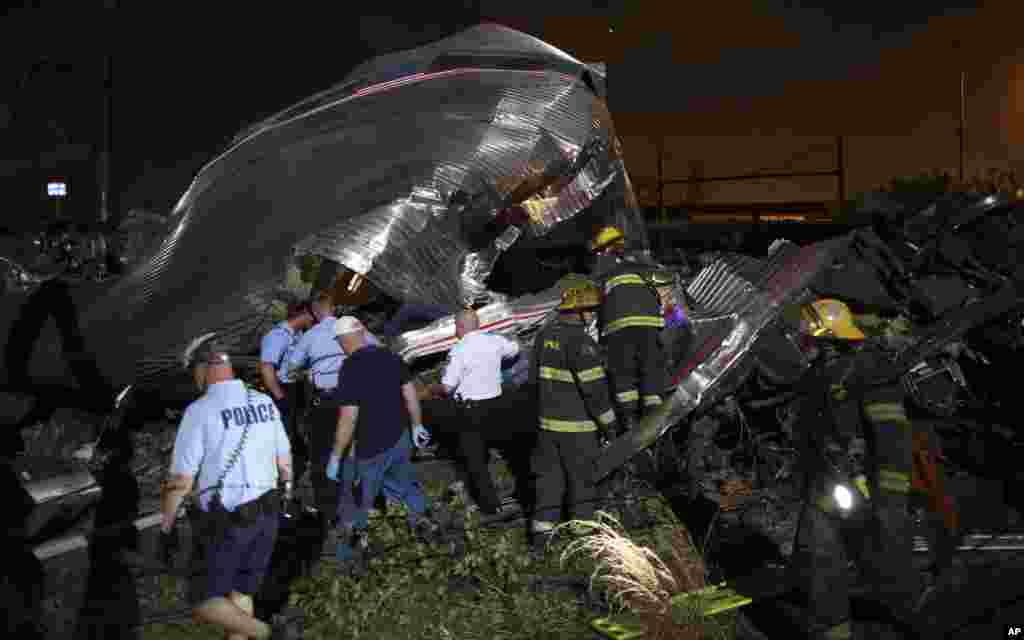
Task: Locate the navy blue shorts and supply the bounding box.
[189,512,279,604]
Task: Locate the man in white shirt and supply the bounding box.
[432,309,521,515]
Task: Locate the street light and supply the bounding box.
[47,179,67,220]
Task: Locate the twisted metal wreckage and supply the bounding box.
[5,26,1024,620]
[1,23,638,551]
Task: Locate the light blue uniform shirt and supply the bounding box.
[286,315,344,391]
[170,379,290,511]
[286,315,380,391]
[260,321,299,384]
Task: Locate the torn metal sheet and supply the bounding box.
[393,285,562,362]
[594,236,849,481]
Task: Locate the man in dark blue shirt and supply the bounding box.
[325,316,439,572]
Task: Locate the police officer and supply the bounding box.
[589,225,667,430]
[159,334,300,640]
[285,292,381,530]
[260,301,315,483]
[530,283,618,549]
[789,299,923,639]
[284,292,345,528]
[432,308,521,515]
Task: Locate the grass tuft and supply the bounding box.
[559,511,727,640]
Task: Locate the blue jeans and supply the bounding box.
[336,434,429,560]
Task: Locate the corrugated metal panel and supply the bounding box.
[0,25,645,391]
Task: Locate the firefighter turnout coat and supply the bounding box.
[593,258,665,338]
[791,341,923,635]
[534,317,617,433]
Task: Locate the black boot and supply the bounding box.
[412,516,443,545]
[529,528,557,561]
[615,412,635,437]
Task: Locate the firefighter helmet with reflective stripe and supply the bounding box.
[589,225,625,252]
[558,283,602,311]
[800,299,865,340]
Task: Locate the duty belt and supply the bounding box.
[231,489,282,523]
[192,488,282,532]
[311,388,336,407]
[456,396,497,411]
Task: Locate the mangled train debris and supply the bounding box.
[1,23,639,397]
[5,23,1024,637]
[1,22,640,560]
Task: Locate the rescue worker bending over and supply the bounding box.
[789,299,923,640]
[160,335,300,640]
[432,308,521,515]
[589,225,666,430]
[259,301,315,486]
[326,317,440,573]
[530,284,618,549]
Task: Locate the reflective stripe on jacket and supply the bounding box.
[594,260,663,338]
[534,319,616,432]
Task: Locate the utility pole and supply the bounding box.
[656,137,665,222]
[954,40,967,183]
[98,0,116,227]
[836,135,846,214]
[959,69,967,184]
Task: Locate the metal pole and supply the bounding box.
[657,137,665,222]
[953,39,966,184]
[959,69,967,184]
[99,0,116,226]
[662,169,840,185]
[836,135,846,215]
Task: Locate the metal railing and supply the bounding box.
[633,136,847,224]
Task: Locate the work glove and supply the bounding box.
[326,452,340,481]
[412,424,432,448]
[159,527,180,567]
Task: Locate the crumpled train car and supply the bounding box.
[0,23,644,405]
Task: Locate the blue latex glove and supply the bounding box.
[665,305,689,329]
[412,424,431,448]
[326,452,340,481]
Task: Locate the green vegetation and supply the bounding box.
[142,464,736,640]
[837,168,1022,225]
[560,512,735,640]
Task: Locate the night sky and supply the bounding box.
[0,1,1002,226]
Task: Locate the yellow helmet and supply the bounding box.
[558,283,602,311]
[589,225,625,252]
[800,299,865,340]
[648,270,676,287]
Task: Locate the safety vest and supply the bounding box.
[533,319,617,432]
[594,260,664,337]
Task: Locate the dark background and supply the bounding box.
[0,1,982,230]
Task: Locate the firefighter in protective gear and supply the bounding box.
[530,283,618,548]
[789,299,923,639]
[589,225,626,253]
[589,226,666,428]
